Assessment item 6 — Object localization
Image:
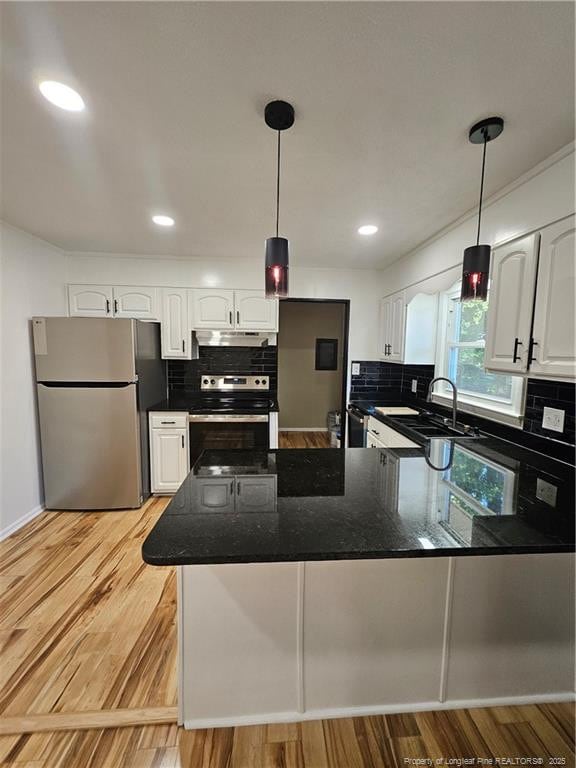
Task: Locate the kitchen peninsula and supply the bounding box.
[143,441,575,729]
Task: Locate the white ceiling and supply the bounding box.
[1,2,574,269]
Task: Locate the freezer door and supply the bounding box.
[37,383,142,510]
[33,317,136,383]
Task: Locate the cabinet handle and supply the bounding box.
[528,337,539,363]
[236,311,240,325]
[161,421,176,425]
[181,434,185,448]
[182,339,185,353]
[512,337,523,363]
[230,480,234,494]
[229,311,233,325]
[114,299,118,314]
[237,480,241,495]
[106,299,110,314]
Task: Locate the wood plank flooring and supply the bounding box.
[0,497,176,719]
[279,431,332,448]
[1,493,574,767]
[0,703,573,767]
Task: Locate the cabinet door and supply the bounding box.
[194,478,236,514]
[161,288,190,359]
[68,285,113,317]
[113,286,161,320]
[236,476,277,513]
[234,290,278,331]
[484,234,539,373]
[366,432,385,448]
[379,298,392,359]
[388,292,406,362]
[530,217,576,379]
[191,289,235,329]
[151,428,188,494]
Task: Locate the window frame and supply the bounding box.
[433,282,526,427]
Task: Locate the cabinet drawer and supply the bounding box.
[150,412,189,429]
[367,416,418,448]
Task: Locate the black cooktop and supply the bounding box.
[150,392,279,414]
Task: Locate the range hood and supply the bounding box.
[194,331,277,348]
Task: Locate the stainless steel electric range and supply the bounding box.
[187,375,278,465]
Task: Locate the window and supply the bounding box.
[434,283,525,423]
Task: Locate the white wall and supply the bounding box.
[380,145,575,297]
[66,255,382,362]
[0,223,67,538]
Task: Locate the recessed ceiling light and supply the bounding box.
[38,81,85,112]
[152,214,175,227]
[358,225,378,236]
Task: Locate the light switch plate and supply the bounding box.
[536,477,558,507]
[351,363,360,376]
[411,379,418,393]
[542,406,565,433]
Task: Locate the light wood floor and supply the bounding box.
[0,703,573,767]
[1,497,574,766]
[0,497,176,721]
[279,431,332,448]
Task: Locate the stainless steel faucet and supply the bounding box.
[427,377,458,428]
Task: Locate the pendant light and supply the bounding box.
[461,116,504,301]
[264,100,294,298]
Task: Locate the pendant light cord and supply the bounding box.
[275,130,281,238]
[476,132,488,246]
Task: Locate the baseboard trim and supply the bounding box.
[183,692,575,730]
[0,706,178,736]
[279,428,330,432]
[0,504,45,543]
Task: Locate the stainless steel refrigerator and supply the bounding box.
[33,317,166,510]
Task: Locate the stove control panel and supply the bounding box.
[200,375,269,391]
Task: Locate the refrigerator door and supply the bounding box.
[33,317,136,383]
[37,383,142,510]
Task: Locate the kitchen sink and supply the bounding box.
[390,413,481,440]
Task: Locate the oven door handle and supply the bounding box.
[188,414,269,423]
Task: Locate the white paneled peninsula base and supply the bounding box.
[177,554,574,729]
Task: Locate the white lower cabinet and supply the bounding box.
[367,416,418,448]
[150,413,189,494]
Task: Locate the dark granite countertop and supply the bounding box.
[142,439,574,566]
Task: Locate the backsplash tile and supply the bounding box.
[168,346,278,393]
[523,378,575,445]
[349,361,575,454]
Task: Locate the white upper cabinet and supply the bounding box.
[484,233,540,373]
[530,218,576,379]
[190,289,278,331]
[191,289,235,329]
[113,286,161,320]
[380,291,437,365]
[68,285,113,317]
[68,284,160,320]
[234,290,278,331]
[484,216,575,380]
[161,288,191,359]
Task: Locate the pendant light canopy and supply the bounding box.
[264,100,294,299]
[461,116,504,301]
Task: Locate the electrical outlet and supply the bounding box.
[351,362,360,376]
[536,477,558,507]
[542,406,565,433]
[411,379,418,393]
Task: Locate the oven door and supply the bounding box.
[188,414,270,466]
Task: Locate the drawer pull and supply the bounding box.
[161,421,176,425]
